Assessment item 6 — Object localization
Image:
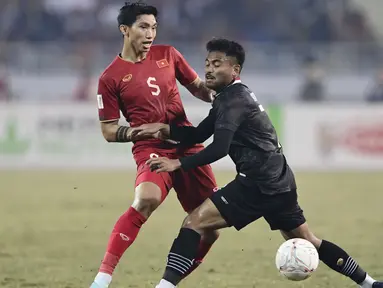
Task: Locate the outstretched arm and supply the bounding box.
[178,96,246,170]
[147,94,247,172]
[179,128,234,170]
[170,110,215,144]
[145,128,234,173]
[135,109,215,144]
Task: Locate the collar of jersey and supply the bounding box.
[213,79,242,99]
[118,53,148,64]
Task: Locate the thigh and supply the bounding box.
[172,164,218,213]
[263,190,306,232]
[134,150,173,203]
[209,178,264,231]
[184,198,229,232]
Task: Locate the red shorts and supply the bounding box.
[134,148,217,213]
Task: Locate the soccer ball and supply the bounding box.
[275,238,319,281]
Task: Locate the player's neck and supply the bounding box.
[120,43,148,63]
[215,78,241,96]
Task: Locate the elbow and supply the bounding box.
[103,133,115,142]
[100,121,120,142]
[104,135,114,143]
[101,128,115,142]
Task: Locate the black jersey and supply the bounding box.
[171,79,296,194]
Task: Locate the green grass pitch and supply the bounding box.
[1,171,382,287]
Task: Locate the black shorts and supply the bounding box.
[210,176,306,231]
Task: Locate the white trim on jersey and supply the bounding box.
[214,79,242,99]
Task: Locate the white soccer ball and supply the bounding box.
[275,238,319,281]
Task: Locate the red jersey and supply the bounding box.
[97,45,202,154]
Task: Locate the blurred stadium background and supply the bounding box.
[1,0,383,287]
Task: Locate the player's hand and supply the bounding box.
[128,127,152,142]
[146,157,181,173]
[128,126,160,142]
[134,123,179,144]
[136,123,169,138]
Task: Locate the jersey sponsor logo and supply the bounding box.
[156,59,169,68]
[122,74,132,82]
[97,94,104,109]
[119,233,130,242]
[150,153,159,158]
[220,196,229,204]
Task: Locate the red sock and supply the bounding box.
[182,239,216,278]
[99,207,147,275]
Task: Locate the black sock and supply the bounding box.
[318,240,367,284]
[163,228,201,286]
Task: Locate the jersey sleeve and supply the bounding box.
[97,75,120,122]
[170,109,215,145]
[215,94,247,132]
[171,46,198,86]
[179,128,234,171]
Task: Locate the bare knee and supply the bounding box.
[132,182,162,218]
[200,229,220,245]
[182,209,204,234]
[183,213,220,243]
[281,223,322,249]
[182,199,227,235]
[182,206,214,235]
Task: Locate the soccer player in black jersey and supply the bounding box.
[134,38,383,288]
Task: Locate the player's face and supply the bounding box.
[205,51,240,90]
[123,14,157,53]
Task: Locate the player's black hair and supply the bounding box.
[206,38,245,71]
[118,1,158,27]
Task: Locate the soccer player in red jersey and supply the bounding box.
[90,2,219,287]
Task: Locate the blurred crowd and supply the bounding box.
[0,0,383,103]
[0,0,376,43]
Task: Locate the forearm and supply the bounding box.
[179,129,233,171]
[101,122,134,143]
[170,114,214,145]
[170,124,203,145]
[187,78,213,103]
[180,144,225,170]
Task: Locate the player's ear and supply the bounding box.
[119,25,128,37]
[233,64,241,77]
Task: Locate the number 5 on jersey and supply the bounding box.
[147,77,161,96]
